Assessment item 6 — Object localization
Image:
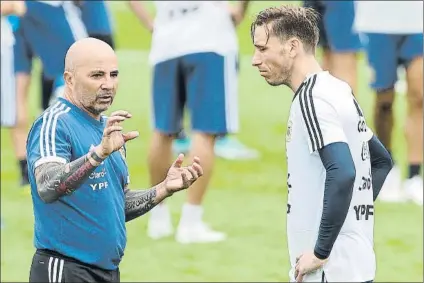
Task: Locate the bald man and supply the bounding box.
[26,38,203,283]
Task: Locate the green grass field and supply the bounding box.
[1,2,423,282]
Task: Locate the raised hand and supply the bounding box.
[164,154,203,194]
[96,111,139,158]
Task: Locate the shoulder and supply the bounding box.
[28,101,73,139]
[295,73,352,121]
[312,73,352,101]
[298,73,352,113]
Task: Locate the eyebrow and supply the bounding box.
[90,70,105,74]
[89,69,119,75]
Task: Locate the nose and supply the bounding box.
[101,76,115,89]
[251,52,261,67]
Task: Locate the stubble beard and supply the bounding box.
[86,104,107,117]
[267,70,291,87]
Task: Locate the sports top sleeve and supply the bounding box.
[299,91,347,154]
[27,112,72,172]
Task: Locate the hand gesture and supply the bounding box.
[294,251,328,282]
[96,111,139,158]
[164,154,203,194]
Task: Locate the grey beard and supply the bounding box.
[85,104,106,117]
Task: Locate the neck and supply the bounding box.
[63,90,101,120]
[289,55,323,94]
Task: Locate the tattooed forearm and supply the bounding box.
[125,184,170,222]
[35,151,104,203]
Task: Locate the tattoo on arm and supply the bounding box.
[35,151,104,203]
[124,187,162,222]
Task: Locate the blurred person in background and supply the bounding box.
[131,1,259,161]
[9,0,87,188]
[79,0,115,49]
[129,1,250,243]
[1,0,27,228]
[354,1,423,205]
[28,0,106,111]
[303,0,361,95]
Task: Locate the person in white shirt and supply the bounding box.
[129,1,249,243]
[251,5,393,282]
[354,1,423,205]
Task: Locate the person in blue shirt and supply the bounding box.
[27,38,203,283]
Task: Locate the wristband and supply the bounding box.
[90,151,105,163]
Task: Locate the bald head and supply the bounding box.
[63,37,119,119]
[65,37,116,73]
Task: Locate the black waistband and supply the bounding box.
[35,249,119,273]
[36,249,82,265]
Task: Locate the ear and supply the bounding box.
[63,71,74,88]
[288,37,301,58]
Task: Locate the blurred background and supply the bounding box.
[1,1,423,282]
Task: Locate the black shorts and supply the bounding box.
[29,249,120,283]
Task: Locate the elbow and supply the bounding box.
[339,163,356,195]
[386,155,394,171]
[347,165,356,184]
[37,188,58,204]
